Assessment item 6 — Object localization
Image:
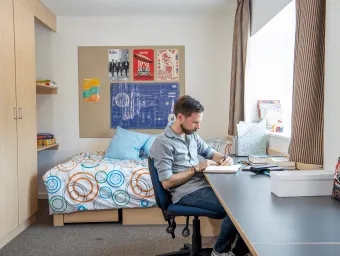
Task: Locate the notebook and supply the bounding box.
[204,164,241,174]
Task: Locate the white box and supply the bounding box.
[270,170,334,197]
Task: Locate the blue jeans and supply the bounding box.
[176,187,249,256]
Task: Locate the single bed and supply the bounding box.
[43,151,156,214]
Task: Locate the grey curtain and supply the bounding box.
[289,0,326,165]
[228,0,250,136]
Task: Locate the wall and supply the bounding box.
[250,0,292,36]
[245,1,295,137]
[324,0,340,172]
[35,10,236,194]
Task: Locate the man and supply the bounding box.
[122,57,129,76]
[150,95,249,256]
[115,60,120,77]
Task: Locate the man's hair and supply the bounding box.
[174,95,204,117]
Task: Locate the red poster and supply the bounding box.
[133,49,154,81]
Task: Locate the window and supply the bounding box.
[245,1,296,137]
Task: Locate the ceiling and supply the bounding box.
[41,0,230,16]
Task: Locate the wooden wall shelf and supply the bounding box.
[37,143,59,152]
[36,84,58,94]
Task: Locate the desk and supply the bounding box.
[204,167,340,256]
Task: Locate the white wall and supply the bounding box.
[245,1,295,137]
[35,10,236,194]
[324,0,340,172]
[250,0,292,36]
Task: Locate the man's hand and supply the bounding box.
[195,160,218,172]
[220,156,233,166]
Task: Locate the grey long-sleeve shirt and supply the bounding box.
[149,122,216,203]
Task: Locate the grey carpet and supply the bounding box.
[0,200,216,256]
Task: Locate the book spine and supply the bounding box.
[37,135,54,139]
[37,138,56,146]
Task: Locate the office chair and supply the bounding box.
[148,158,224,256]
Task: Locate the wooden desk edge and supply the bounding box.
[204,173,258,256]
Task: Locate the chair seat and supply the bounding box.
[167,204,224,219]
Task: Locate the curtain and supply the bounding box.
[228,0,250,136]
[289,0,326,165]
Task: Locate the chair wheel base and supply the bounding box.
[157,244,212,256]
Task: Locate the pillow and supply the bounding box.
[105,126,151,160]
[142,135,158,156]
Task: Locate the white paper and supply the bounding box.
[204,164,241,173]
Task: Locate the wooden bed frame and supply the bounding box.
[53,208,119,226]
[53,207,222,237]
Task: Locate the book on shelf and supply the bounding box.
[37,138,56,146]
[37,133,54,140]
[36,79,58,88]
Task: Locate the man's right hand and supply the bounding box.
[195,160,218,172]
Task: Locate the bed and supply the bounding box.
[43,151,156,214]
[43,146,227,236]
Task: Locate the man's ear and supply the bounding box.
[177,113,184,122]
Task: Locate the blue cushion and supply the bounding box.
[142,135,158,156]
[105,126,151,160]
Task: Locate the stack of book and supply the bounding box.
[36,80,58,88]
[246,154,296,170]
[267,156,295,169]
[37,133,56,146]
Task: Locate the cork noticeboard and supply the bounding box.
[78,45,185,138]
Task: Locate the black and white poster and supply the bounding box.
[108,49,129,81]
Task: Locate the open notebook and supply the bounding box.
[204,164,241,174]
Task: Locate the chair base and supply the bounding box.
[157,243,213,256]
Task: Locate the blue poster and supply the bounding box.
[110,83,180,129]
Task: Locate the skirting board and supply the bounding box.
[0,214,36,250]
[122,207,222,237]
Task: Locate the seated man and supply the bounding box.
[150,95,249,256]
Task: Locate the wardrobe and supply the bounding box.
[0,0,56,248]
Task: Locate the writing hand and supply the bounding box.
[220,155,233,166]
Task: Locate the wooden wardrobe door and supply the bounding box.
[14,1,38,223]
[0,0,19,238]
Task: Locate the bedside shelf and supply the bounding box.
[37,143,59,152]
[36,84,58,94]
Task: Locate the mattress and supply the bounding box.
[43,151,157,214]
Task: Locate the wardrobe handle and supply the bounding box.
[19,108,23,119]
[14,108,17,119]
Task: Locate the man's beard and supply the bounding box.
[180,124,197,135]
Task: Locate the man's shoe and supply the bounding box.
[211,248,236,256]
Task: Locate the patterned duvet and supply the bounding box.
[43,151,157,214]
